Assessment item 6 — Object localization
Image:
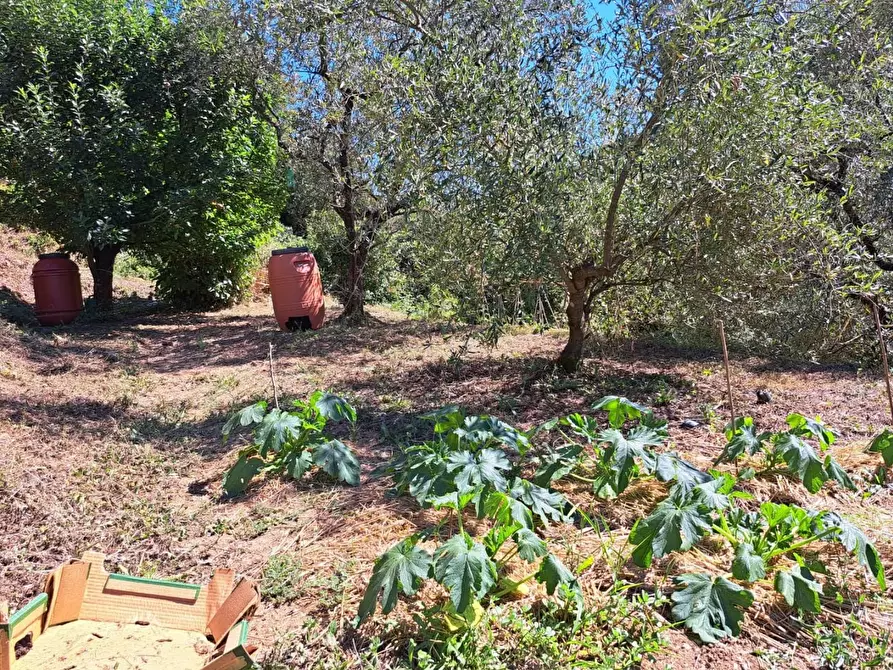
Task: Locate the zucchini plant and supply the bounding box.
[715,413,855,494]
[358,406,581,624]
[629,480,886,642]
[533,396,710,498]
[221,391,360,495]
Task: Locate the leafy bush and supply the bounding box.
[358,406,580,624]
[221,391,359,495]
[715,413,855,494]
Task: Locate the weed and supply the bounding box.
[261,553,304,605]
[812,618,892,669]
[258,620,384,670]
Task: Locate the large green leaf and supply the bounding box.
[447,448,511,493]
[312,391,356,423]
[715,417,769,464]
[773,433,827,493]
[313,439,360,485]
[358,538,432,621]
[823,455,856,492]
[513,528,548,563]
[824,513,886,589]
[671,573,754,644]
[420,406,465,433]
[483,490,534,530]
[535,553,579,596]
[282,448,313,480]
[592,396,646,428]
[731,543,767,582]
[774,565,822,613]
[599,425,664,493]
[533,445,583,486]
[222,452,265,496]
[254,409,303,456]
[509,479,569,525]
[222,401,267,440]
[434,533,497,614]
[629,489,712,568]
[868,428,893,467]
[786,413,837,449]
[457,416,530,453]
[655,453,712,492]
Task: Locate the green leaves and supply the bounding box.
[312,391,357,423]
[868,428,893,467]
[221,392,361,493]
[314,439,361,486]
[774,565,822,614]
[772,433,854,493]
[731,543,767,582]
[598,425,664,496]
[434,533,498,614]
[630,489,712,568]
[786,413,836,450]
[715,417,768,464]
[447,448,511,493]
[222,451,265,496]
[824,513,886,589]
[593,395,646,429]
[671,574,754,644]
[358,538,432,621]
[535,553,579,596]
[513,528,548,563]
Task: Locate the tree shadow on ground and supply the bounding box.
[0,286,36,327]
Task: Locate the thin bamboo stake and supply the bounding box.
[269,342,280,410]
[871,301,893,424]
[718,320,736,433]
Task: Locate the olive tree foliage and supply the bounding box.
[411,0,885,370]
[0,0,285,309]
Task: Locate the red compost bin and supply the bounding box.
[31,253,83,326]
[268,247,325,331]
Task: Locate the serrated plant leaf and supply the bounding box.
[786,413,837,449]
[482,490,534,530]
[691,473,737,511]
[358,538,432,621]
[823,455,856,491]
[421,405,465,433]
[773,433,827,493]
[434,533,497,614]
[222,452,265,496]
[313,439,360,485]
[254,409,303,456]
[593,395,646,428]
[312,391,356,423]
[533,444,583,486]
[456,416,531,453]
[222,401,267,440]
[774,565,822,613]
[671,573,754,644]
[732,543,767,582]
[629,489,712,568]
[282,448,313,480]
[824,513,886,589]
[535,553,579,595]
[868,428,893,467]
[716,419,769,464]
[599,425,663,493]
[513,527,548,562]
[656,453,712,492]
[509,479,569,525]
[447,448,511,493]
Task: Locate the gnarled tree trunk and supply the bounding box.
[559,282,588,372]
[342,238,370,319]
[87,243,120,311]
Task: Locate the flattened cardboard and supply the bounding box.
[0,552,259,670]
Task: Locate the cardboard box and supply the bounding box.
[0,551,260,669]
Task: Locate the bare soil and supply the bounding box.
[2,230,893,669]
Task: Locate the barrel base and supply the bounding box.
[36,310,82,326]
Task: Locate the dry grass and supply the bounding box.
[3,234,893,668]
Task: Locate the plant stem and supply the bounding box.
[491,573,536,599]
[268,342,280,410]
[568,472,598,484]
[766,528,839,560]
[712,524,738,545]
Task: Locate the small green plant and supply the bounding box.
[358,406,580,625]
[261,553,304,604]
[714,413,855,494]
[532,396,710,499]
[221,391,359,495]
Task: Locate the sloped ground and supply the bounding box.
[2,233,893,668]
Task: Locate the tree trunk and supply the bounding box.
[87,243,120,311]
[559,280,588,373]
[342,239,369,320]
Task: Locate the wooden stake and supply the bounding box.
[718,320,736,433]
[268,343,280,410]
[871,301,893,424]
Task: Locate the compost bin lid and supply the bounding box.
[38,252,70,259]
[271,246,310,256]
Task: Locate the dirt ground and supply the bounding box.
[3,233,893,669]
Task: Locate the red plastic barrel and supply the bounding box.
[31,253,83,326]
[268,247,325,331]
